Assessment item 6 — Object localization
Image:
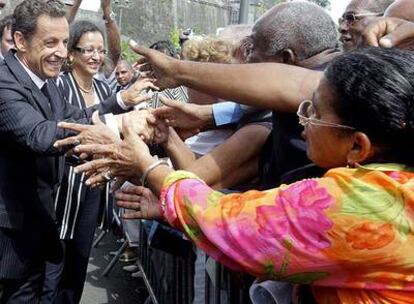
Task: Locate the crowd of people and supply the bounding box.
[0,0,414,303]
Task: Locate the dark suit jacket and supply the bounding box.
[0,52,124,279]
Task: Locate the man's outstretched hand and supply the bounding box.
[129,40,181,89]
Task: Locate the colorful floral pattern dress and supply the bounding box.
[160,164,414,303]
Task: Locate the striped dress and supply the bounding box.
[149,86,188,108]
[55,72,113,240]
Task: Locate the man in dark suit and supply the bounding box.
[0,1,132,302]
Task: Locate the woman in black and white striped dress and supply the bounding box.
[54,20,115,303]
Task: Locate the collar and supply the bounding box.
[14,54,46,89]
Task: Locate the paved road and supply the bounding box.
[81,232,148,304]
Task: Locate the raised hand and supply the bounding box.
[129,40,180,89]
[121,78,159,107]
[116,185,161,220]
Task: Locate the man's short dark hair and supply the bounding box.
[0,14,12,41]
[12,0,66,41]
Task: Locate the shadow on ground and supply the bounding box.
[81,231,148,304]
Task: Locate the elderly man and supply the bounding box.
[0,15,13,60]
[129,0,396,118]
[157,1,338,189]
[339,0,395,51]
[0,0,151,302]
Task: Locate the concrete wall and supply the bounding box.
[115,0,234,44]
[1,0,235,45]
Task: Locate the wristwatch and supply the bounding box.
[103,11,116,24]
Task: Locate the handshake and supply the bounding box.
[53,95,211,188]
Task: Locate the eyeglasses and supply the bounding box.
[338,12,383,26]
[297,100,356,130]
[73,47,107,57]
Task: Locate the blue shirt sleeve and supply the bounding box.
[212,102,243,126]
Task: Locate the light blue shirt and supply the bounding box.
[212,101,243,126]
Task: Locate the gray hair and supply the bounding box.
[255,1,337,60]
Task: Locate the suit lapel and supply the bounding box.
[4,52,54,120]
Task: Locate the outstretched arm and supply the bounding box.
[131,41,322,113]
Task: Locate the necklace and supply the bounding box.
[72,70,94,94]
[78,83,94,94]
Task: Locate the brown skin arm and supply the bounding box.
[176,62,322,113]
[131,42,323,113]
[66,0,83,24]
[187,124,270,189]
[102,0,121,68]
[159,123,270,190]
[161,127,197,170]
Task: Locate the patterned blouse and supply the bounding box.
[160,163,414,303]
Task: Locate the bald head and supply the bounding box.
[385,0,414,21]
[345,0,395,14]
[248,1,337,63]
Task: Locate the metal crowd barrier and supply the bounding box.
[136,224,253,304]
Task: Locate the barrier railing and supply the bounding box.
[136,223,252,304]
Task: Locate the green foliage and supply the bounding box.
[169,27,181,51]
[121,40,139,63]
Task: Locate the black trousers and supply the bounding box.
[0,270,44,304]
[43,188,101,304]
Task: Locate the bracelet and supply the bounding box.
[140,160,170,187]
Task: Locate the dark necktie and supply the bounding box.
[41,82,52,110]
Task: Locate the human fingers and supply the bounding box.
[54,135,82,149]
[73,143,114,156]
[84,171,109,187]
[380,21,414,48]
[129,39,152,57]
[57,121,88,132]
[115,191,141,203]
[159,95,184,110]
[116,200,141,211]
[74,158,112,175]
